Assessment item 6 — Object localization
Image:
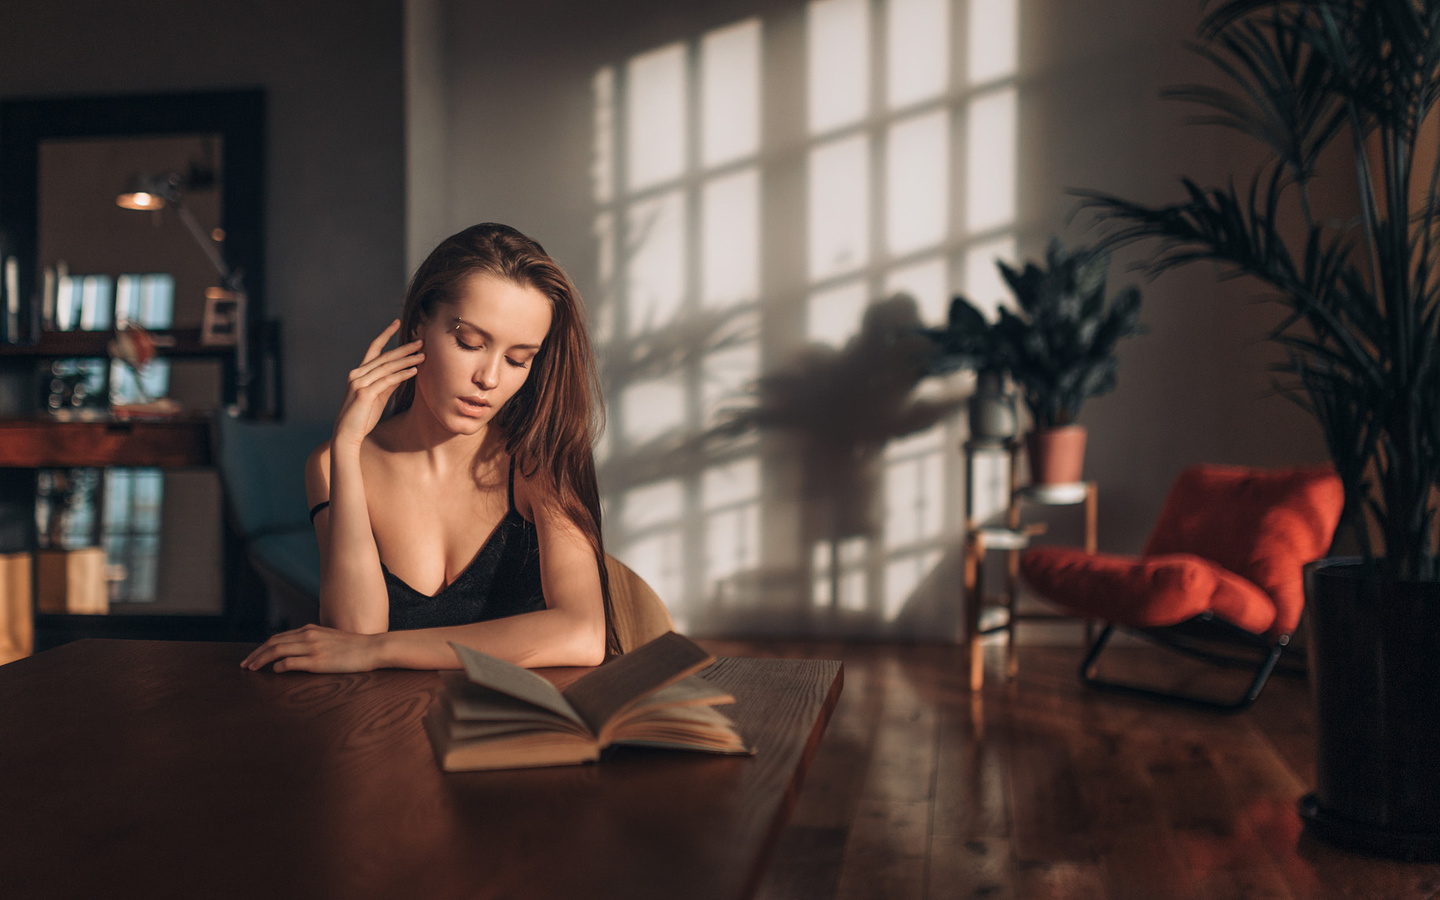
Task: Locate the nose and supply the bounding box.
[474,352,501,391]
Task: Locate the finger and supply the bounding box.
[350,363,422,400]
[361,319,402,364]
[242,633,313,670]
[273,653,345,674]
[348,349,423,391]
[350,350,424,387]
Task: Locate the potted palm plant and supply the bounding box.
[923,239,1144,483]
[1077,0,1440,859]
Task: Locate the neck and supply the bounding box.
[389,404,505,475]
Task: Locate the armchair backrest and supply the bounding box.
[603,555,676,653]
[215,417,334,538]
[1143,464,1344,636]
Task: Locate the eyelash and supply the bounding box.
[453,334,530,368]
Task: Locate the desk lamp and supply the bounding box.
[116,170,248,415]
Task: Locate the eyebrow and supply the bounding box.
[451,317,542,352]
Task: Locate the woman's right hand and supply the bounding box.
[333,319,424,450]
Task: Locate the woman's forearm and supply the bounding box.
[376,605,607,670]
[320,444,390,633]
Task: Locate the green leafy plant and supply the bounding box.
[1076,0,1440,580]
[922,239,1144,430]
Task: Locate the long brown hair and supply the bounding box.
[395,223,620,657]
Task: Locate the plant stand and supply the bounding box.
[962,440,1097,690]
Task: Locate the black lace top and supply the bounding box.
[381,461,546,631]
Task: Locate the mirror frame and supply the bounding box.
[0,89,266,412]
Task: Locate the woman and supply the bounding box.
[242,223,618,673]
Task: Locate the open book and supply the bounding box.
[425,631,752,771]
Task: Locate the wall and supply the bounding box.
[0,1,406,615]
[0,0,409,424]
[423,0,1336,640]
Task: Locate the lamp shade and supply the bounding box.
[116,172,178,211]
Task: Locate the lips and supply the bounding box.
[458,396,490,416]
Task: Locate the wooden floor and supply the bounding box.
[698,638,1440,900]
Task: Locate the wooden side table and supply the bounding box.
[963,440,1097,691]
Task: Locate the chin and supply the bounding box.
[445,412,490,434]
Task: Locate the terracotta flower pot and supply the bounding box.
[1026,425,1087,485]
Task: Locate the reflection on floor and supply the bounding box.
[696,639,1440,900]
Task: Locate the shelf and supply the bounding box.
[1016,482,1092,505]
[0,328,234,359]
[0,415,213,467]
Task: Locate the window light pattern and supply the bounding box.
[594,0,1020,632]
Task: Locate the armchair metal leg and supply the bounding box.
[1078,622,1288,713]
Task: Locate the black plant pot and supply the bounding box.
[1300,558,1440,860]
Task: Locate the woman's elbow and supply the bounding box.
[567,610,608,667]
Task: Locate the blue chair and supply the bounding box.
[215,417,330,629]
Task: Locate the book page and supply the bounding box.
[610,704,752,754]
[598,675,738,746]
[444,684,592,738]
[561,631,715,733]
[425,704,601,771]
[631,674,734,711]
[449,642,587,730]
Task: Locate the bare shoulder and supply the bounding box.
[513,461,567,527]
[512,459,540,522]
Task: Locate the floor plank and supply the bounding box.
[704,639,1440,900]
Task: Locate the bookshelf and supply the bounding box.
[0,89,270,650]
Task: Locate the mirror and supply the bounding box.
[0,90,265,629]
[0,89,266,412]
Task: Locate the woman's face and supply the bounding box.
[412,272,553,435]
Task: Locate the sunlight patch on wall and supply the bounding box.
[702,20,762,167]
[807,0,870,135]
[884,550,942,620]
[808,136,870,280]
[625,43,687,191]
[592,67,616,204]
[885,257,948,324]
[884,427,947,550]
[964,87,1017,232]
[620,377,686,445]
[702,168,760,309]
[888,0,949,109]
[619,479,686,625]
[813,536,869,611]
[594,0,1020,634]
[963,235,1017,318]
[702,341,762,422]
[885,110,949,256]
[806,280,868,347]
[625,190,686,334]
[702,458,761,598]
[968,0,1018,84]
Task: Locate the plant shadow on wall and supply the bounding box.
[1074,0,1440,859]
[709,293,964,627]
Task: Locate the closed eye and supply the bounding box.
[454,333,530,369]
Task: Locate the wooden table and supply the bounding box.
[0,640,843,900]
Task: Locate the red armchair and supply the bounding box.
[1020,464,1344,711]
